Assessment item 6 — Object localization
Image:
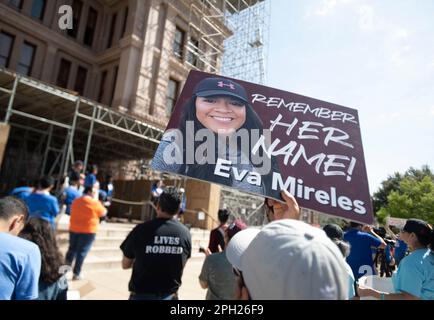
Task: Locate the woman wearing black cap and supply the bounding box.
[358,218,434,300]
[152,76,281,199]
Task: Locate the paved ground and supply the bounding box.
[70,256,207,300]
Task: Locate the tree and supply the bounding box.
[372,165,434,213]
[375,174,434,225]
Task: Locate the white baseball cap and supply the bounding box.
[228,219,349,300]
[226,228,261,271]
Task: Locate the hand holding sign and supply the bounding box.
[267,190,300,220]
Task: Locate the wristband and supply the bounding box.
[380,293,385,300]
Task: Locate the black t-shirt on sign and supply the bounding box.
[120,218,192,295]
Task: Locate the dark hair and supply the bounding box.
[431,230,434,252]
[69,171,80,183]
[349,222,362,229]
[404,219,433,248]
[323,224,344,240]
[83,186,93,195]
[176,95,281,198]
[333,238,351,258]
[19,218,64,284]
[158,187,182,215]
[37,176,55,190]
[16,177,32,188]
[90,164,98,173]
[218,209,230,224]
[0,196,29,221]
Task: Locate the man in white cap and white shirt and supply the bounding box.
[226,190,349,300]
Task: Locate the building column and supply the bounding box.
[40,45,58,83]
[184,180,221,230]
[129,0,160,117]
[113,34,143,110]
[0,123,10,170]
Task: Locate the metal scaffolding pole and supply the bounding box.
[41,125,53,176]
[83,105,97,170]
[4,76,18,123]
[63,98,80,178]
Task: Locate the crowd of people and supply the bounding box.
[0,161,113,299]
[1,175,433,300]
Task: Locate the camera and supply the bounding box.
[384,238,395,247]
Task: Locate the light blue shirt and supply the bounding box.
[392,248,434,300]
[0,232,41,300]
[344,261,356,299]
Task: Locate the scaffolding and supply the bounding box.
[222,0,270,84]
[0,68,164,193]
[184,0,270,84]
[183,0,272,225]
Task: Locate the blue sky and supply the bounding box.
[267,0,434,195]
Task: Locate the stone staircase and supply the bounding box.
[56,217,210,273]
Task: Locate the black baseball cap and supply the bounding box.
[193,77,249,105]
[323,224,344,240]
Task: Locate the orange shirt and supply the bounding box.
[70,195,106,234]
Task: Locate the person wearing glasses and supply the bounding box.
[226,192,348,300]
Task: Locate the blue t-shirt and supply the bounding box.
[0,232,41,300]
[385,244,393,264]
[10,186,33,200]
[394,239,408,260]
[63,186,82,215]
[344,229,382,279]
[106,183,114,197]
[25,193,60,227]
[392,248,434,300]
[84,174,97,188]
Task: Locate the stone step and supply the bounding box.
[57,229,132,239]
[81,255,122,271]
[58,236,126,248]
[56,222,211,271]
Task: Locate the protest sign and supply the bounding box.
[152,70,373,223]
[387,216,407,229]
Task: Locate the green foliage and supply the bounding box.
[372,165,434,213]
[377,175,434,225]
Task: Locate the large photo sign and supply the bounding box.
[152,70,373,224]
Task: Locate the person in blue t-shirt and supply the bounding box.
[62,174,82,215]
[10,179,34,200]
[359,219,434,300]
[344,222,386,280]
[0,196,41,300]
[25,176,60,229]
[84,164,99,188]
[394,238,408,266]
[385,224,408,266]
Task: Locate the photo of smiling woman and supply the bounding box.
[152,77,281,200]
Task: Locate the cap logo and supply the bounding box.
[217,81,235,90]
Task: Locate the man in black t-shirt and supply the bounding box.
[120,187,191,300]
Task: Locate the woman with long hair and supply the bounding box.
[152,77,281,199]
[20,217,68,300]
